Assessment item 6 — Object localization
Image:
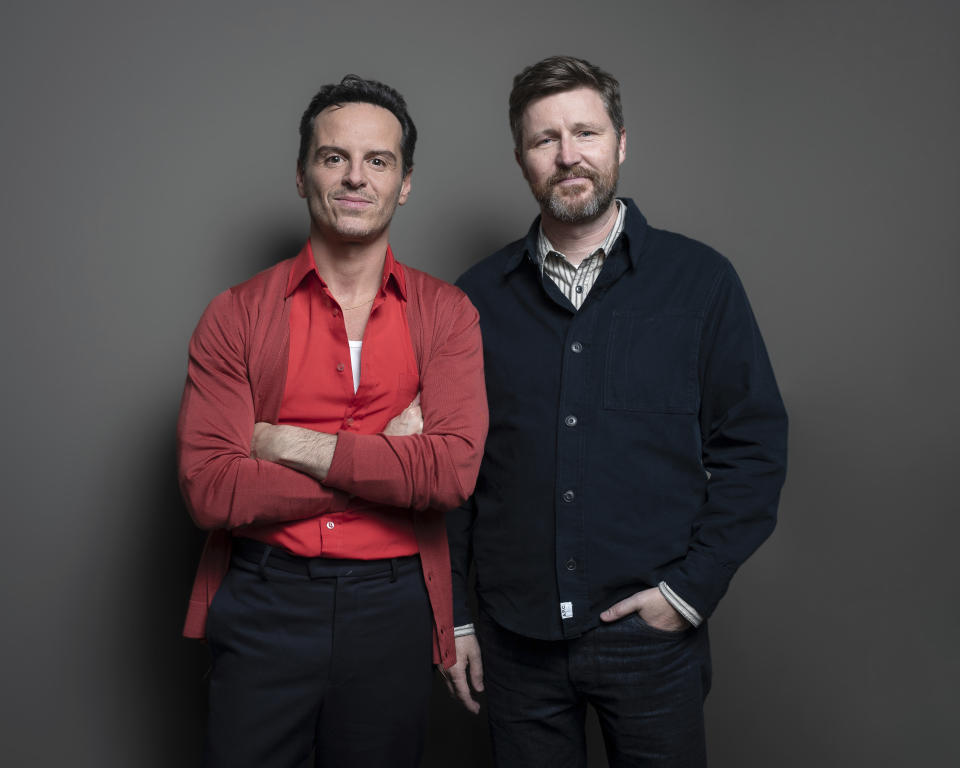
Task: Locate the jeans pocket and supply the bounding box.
[628,612,691,640]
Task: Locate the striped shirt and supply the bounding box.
[534,199,626,310]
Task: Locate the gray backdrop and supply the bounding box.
[2,1,957,766]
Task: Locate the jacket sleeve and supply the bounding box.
[659,260,788,619]
[176,290,349,530]
[447,494,477,626]
[324,292,488,512]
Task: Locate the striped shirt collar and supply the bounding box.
[532,199,626,309]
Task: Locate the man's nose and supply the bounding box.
[342,161,367,188]
[557,135,581,167]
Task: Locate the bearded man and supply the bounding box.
[444,56,788,767]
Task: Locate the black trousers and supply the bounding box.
[203,539,434,768]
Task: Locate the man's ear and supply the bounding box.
[515,148,528,181]
[397,169,413,206]
[295,163,306,198]
[618,128,627,165]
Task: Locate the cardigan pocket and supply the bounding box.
[603,312,699,413]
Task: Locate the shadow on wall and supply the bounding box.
[113,402,209,767]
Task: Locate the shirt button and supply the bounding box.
[561,489,575,503]
[575,285,584,293]
[564,415,578,427]
[336,363,345,372]
[571,341,583,353]
[566,558,577,571]
[326,521,335,530]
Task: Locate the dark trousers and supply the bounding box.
[477,609,712,768]
[203,539,434,768]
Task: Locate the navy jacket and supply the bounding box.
[449,199,787,640]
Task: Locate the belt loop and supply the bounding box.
[390,558,398,583]
[257,544,273,581]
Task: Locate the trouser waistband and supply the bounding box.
[231,536,419,582]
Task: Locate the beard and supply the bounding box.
[531,164,619,224]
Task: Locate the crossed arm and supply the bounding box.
[177,288,487,531]
[250,395,425,480]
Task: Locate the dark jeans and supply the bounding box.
[203,539,434,768]
[477,609,711,768]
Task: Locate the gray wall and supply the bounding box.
[2,1,957,765]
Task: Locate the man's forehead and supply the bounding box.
[312,102,402,141]
[522,87,609,127]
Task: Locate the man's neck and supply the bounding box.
[540,201,619,267]
[309,229,390,303]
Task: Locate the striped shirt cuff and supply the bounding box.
[658,581,703,627]
[454,623,475,637]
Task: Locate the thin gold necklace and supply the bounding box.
[339,296,376,311]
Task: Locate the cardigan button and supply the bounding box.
[336,363,345,372]
[564,415,578,427]
[566,558,577,571]
[570,341,583,353]
[561,489,575,503]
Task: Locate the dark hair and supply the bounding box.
[297,75,417,176]
[508,55,623,150]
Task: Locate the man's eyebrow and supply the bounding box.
[314,144,348,157]
[366,149,398,161]
[570,121,606,132]
[313,146,398,161]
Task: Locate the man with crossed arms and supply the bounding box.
[178,75,487,768]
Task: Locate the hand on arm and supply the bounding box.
[320,294,487,511]
[250,395,423,480]
[600,587,689,632]
[441,633,484,714]
[382,394,423,436]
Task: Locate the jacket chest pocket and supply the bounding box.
[603,312,699,413]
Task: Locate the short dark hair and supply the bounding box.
[297,75,417,176]
[508,55,623,150]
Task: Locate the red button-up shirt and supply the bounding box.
[243,242,420,558]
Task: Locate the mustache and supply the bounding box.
[548,168,599,185]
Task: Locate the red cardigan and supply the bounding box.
[176,254,488,667]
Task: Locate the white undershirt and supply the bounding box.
[348,340,362,393]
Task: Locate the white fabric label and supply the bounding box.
[560,602,573,619]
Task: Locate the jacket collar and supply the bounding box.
[502,197,648,275]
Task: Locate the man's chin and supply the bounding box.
[546,197,601,224]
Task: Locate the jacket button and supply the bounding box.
[566,558,577,571]
[564,415,578,427]
[561,489,575,503]
[336,363,345,372]
[571,341,583,353]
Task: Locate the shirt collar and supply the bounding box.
[535,198,626,270]
[285,240,407,301]
[504,197,646,275]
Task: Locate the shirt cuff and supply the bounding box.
[453,623,475,637]
[658,581,703,627]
